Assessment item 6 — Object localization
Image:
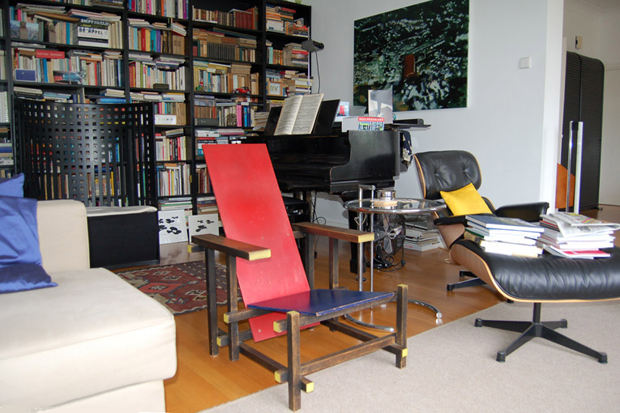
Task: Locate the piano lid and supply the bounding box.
[251,130,401,195]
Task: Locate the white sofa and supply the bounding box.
[0,200,177,413]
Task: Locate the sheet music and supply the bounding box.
[292,93,324,135]
[274,95,303,135]
[274,93,324,135]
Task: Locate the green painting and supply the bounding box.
[354,0,469,111]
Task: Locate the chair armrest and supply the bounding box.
[292,222,374,244]
[292,222,373,290]
[38,200,90,273]
[495,202,549,223]
[433,215,469,226]
[191,234,271,261]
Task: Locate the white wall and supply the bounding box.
[563,0,620,205]
[304,0,565,226]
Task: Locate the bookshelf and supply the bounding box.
[0,1,12,177]
[3,0,312,213]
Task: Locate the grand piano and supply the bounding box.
[248,129,403,273]
[248,130,401,196]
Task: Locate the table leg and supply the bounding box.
[346,210,395,332]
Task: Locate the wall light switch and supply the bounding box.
[575,36,583,49]
[519,57,532,69]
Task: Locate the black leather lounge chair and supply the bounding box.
[413,150,549,291]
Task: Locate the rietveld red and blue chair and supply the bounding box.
[192,144,407,411]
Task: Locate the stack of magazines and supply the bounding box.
[538,212,620,259]
[464,215,544,258]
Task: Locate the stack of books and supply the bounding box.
[538,212,619,259]
[72,19,110,48]
[403,222,443,252]
[465,215,544,258]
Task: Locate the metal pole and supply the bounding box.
[574,121,584,214]
[566,121,574,212]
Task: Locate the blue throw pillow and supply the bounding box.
[0,264,57,293]
[0,173,25,198]
[0,195,56,294]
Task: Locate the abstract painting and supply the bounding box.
[354,0,469,111]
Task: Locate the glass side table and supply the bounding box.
[344,191,446,329]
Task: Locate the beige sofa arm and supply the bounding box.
[37,200,90,273]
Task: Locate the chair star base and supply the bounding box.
[475,303,608,363]
[447,270,485,291]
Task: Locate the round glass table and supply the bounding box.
[344,198,446,216]
[344,197,446,328]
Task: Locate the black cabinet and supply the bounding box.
[560,52,605,212]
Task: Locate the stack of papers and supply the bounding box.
[539,212,619,259]
[465,215,544,258]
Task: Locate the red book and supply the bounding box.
[36,50,66,59]
[141,27,147,51]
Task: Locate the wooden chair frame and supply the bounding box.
[193,222,408,411]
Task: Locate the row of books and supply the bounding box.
[11,19,123,49]
[129,0,188,19]
[13,3,119,19]
[266,69,311,97]
[14,86,83,103]
[195,129,247,155]
[191,5,258,31]
[128,19,186,55]
[192,29,257,63]
[10,6,123,45]
[0,51,4,81]
[464,212,619,259]
[0,93,8,124]
[194,96,258,128]
[0,127,9,142]
[195,165,211,194]
[14,48,124,87]
[0,142,13,166]
[265,4,308,37]
[155,132,188,162]
[156,162,190,197]
[193,61,259,95]
[127,55,186,90]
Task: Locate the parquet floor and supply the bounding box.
[151,205,620,413]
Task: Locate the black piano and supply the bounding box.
[248,130,401,196]
[248,130,402,273]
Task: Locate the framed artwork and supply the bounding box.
[158,210,188,244]
[188,213,219,238]
[354,0,469,111]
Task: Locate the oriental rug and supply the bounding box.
[115,261,231,315]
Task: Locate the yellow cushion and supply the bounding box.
[440,183,493,216]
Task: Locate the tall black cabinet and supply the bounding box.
[560,52,605,212]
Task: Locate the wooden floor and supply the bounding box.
[153,205,620,413]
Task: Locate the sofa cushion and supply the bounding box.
[0,267,176,408]
[0,196,56,294]
[0,173,24,197]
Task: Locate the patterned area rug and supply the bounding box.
[115,261,230,315]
